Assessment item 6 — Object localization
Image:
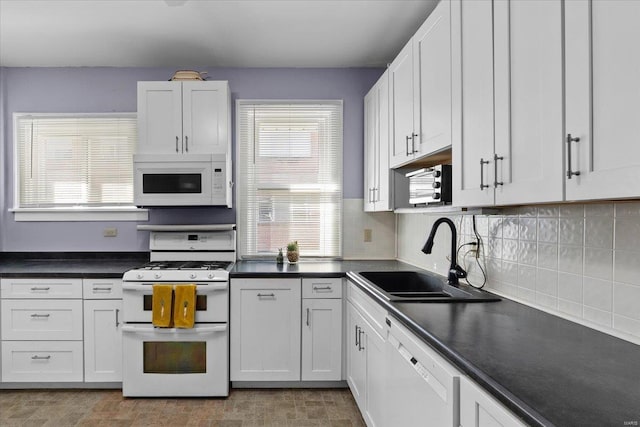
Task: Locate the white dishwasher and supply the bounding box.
[385,319,460,427]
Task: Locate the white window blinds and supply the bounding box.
[14,114,137,208]
[237,101,343,258]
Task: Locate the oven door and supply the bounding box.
[122,282,228,323]
[122,323,228,397]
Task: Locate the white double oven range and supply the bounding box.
[121,224,235,397]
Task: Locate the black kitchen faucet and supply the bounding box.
[421,217,467,285]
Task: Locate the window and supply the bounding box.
[13,113,143,220]
[237,101,343,258]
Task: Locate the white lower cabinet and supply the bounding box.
[83,299,122,382]
[230,277,344,383]
[230,278,302,381]
[2,341,83,382]
[346,283,388,427]
[82,279,123,383]
[302,296,342,381]
[460,376,527,427]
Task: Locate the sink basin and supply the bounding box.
[355,271,500,303]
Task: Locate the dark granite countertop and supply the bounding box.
[347,271,640,427]
[230,259,419,277]
[0,252,149,278]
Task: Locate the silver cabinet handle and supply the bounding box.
[411,132,419,154]
[257,293,275,298]
[30,313,50,318]
[92,287,112,293]
[355,325,359,347]
[176,136,179,153]
[115,308,120,328]
[185,135,189,152]
[406,135,412,156]
[31,355,51,360]
[566,134,581,179]
[313,286,333,291]
[494,154,504,188]
[30,287,50,292]
[368,188,374,203]
[358,329,365,351]
[480,158,490,190]
[306,308,310,327]
[373,187,378,202]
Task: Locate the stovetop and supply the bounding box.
[138,261,233,271]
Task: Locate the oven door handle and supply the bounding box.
[121,283,228,292]
[121,324,227,334]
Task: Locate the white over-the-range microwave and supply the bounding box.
[133,154,232,207]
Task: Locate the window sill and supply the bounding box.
[11,207,149,222]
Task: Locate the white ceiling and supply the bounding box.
[0,0,438,68]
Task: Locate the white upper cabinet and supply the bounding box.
[451,0,496,207]
[453,0,563,207]
[364,70,392,212]
[565,0,640,201]
[493,0,564,205]
[137,80,230,155]
[390,0,453,168]
[413,0,452,159]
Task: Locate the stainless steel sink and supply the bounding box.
[354,271,500,303]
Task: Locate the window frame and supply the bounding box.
[11,112,148,222]
[235,100,344,259]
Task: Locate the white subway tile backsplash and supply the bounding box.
[518,241,537,266]
[613,282,640,321]
[615,201,640,217]
[559,218,584,246]
[583,248,613,281]
[585,203,614,217]
[536,268,558,296]
[538,218,559,243]
[614,218,640,251]
[558,272,583,303]
[583,277,613,311]
[558,245,583,275]
[613,250,640,286]
[583,306,613,328]
[538,243,559,270]
[397,203,640,342]
[585,217,613,249]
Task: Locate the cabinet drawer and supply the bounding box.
[347,281,387,339]
[1,341,83,382]
[1,299,83,341]
[83,279,123,299]
[302,278,342,299]
[1,278,82,299]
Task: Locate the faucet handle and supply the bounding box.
[448,264,468,285]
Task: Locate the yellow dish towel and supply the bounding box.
[173,284,197,329]
[152,284,174,327]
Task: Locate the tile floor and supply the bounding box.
[0,388,366,427]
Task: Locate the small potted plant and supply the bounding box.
[286,241,299,263]
[276,248,284,264]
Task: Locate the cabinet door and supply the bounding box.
[364,87,377,212]
[230,278,301,381]
[413,0,452,157]
[301,298,342,381]
[182,81,230,155]
[493,0,563,205]
[83,299,122,382]
[389,40,415,167]
[375,71,391,211]
[451,0,496,207]
[346,301,367,413]
[460,377,527,427]
[565,0,640,200]
[137,81,183,154]
[363,320,386,427]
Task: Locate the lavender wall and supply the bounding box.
[0,67,383,252]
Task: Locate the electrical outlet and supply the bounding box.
[364,228,373,242]
[103,227,118,237]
